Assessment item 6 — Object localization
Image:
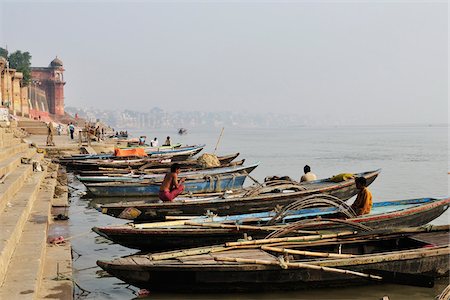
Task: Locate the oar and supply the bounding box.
[261,245,355,258]
[185,221,317,234]
[226,231,356,247]
[214,256,382,281]
[214,257,433,287]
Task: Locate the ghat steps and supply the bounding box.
[0,125,72,299]
[17,120,49,135]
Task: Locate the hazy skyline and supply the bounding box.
[1,1,447,125]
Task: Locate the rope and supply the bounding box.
[215,175,221,192]
[265,218,373,239]
[266,194,356,225]
[278,256,289,269]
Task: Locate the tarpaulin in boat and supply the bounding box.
[114,148,147,157]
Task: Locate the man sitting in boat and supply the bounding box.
[159,163,186,202]
[163,136,171,146]
[300,165,317,182]
[350,177,373,215]
[151,137,158,147]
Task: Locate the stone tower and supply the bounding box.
[31,57,66,116]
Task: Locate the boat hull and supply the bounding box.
[100,170,381,221]
[86,173,248,197]
[94,197,450,251]
[97,230,450,292]
[78,163,258,183]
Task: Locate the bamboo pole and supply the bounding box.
[261,245,355,258]
[214,256,382,281]
[213,127,225,154]
[226,231,356,247]
[165,216,199,220]
[184,221,317,234]
[263,238,340,248]
[149,245,230,261]
[134,220,188,229]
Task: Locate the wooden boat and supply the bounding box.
[146,144,205,156]
[96,225,450,292]
[58,153,114,164]
[136,152,240,171]
[86,171,252,198]
[99,169,380,221]
[93,197,450,252]
[58,144,205,166]
[123,143,182,149]
[65,148,207,171]
[77,162,258,183]
[77,159,245,177]
[68,157,170,171]
[76,153,241,176]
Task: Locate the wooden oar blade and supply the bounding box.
[367,269,434,288]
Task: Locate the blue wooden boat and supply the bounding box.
[77,163,259,183]
[146,144,205,156]
[58,144,205,165]
[85,172,249,197]
[93,197,450,251]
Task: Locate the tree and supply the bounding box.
[8,50,32,86]
[0,48,7,59]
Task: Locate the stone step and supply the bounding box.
[0,143,29,163]
[0,132,15,148]
[2,138,23,149]
[0,153,40,213]
[37,165,73,300]
[20,127,49,135]
[17,120,47,128]
[0,165,57,299]
[0,158,47,285]
[0,147,36,179]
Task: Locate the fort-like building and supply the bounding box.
[31,57,65,116]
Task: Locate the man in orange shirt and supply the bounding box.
[350,177,373,216]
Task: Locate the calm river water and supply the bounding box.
[69,125,449,299]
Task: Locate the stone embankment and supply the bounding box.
[0,122,73,299]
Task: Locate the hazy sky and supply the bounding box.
[0,1,447,125]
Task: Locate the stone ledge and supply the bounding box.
[0,165,57,299]
[0,147,37,178]
[0,163,47,284]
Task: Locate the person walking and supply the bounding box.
[68,122,75,140]
[46,122,55,146]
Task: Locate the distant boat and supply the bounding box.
[178,128,188,135]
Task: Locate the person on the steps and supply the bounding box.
[300,165,317,182]
[46,122,55,146]
[163,136,171,146]
[69,122,75,140]
[159,163,185,202]
[350,177,373,216]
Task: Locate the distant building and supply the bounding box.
[31,57,66,116]
[0,56,29,117]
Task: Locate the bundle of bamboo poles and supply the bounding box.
[147,230,357,261]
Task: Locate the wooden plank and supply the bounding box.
[81,146,97,155]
